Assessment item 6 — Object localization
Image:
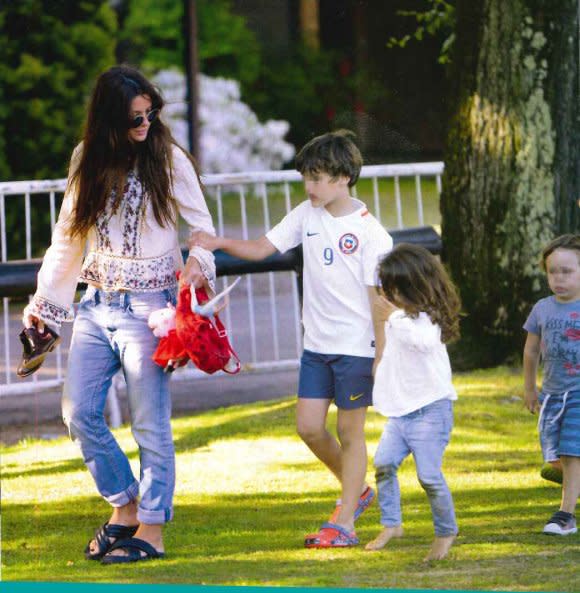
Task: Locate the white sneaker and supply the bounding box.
[543,511,577,535]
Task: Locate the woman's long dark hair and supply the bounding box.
[377,243,462,343]
[68,65,191,238]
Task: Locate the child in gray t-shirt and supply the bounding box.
[524,297,580,394]
[523,234,580,536]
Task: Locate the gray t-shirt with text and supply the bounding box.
[523,296,580,394]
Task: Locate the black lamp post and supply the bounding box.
[184,0,199,159]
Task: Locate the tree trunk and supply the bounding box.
[541,1,580,233]
[441,0,578,368]
[299,0,320,49]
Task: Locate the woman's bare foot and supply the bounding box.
[365,526,404,551]
[423,534,456,561]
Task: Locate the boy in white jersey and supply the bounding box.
[190,130,392,547]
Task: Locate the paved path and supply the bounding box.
[0,367,299,445]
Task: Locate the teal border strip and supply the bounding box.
[0,584,486,593]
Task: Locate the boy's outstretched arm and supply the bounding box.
[190,231,277,261]
[523,332,541,413]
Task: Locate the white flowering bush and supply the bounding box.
[153,69,295,174]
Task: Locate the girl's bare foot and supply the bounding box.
[423,534,456,561]
[365,525,404,551]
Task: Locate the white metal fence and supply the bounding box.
[0,162,443,398]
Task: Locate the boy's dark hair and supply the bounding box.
[541,234,580,270]
[295,129,362,187]
[377,243,462,343]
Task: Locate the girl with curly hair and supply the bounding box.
[366,243,461,561]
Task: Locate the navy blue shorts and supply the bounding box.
[298,349,374,410]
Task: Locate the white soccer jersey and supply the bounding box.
[266,199,393,357]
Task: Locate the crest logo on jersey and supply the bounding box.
[338,233,359,254]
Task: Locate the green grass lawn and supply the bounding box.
[1,367,577,589]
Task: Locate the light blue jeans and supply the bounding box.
[373,398,458,537]
[538,390,580,460]
[62,286,177,525]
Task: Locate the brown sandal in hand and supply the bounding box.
[16,325,61,378]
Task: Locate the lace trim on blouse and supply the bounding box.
[79,250,178,292]
[24,295,74,328]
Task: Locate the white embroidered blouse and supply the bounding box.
[24,143,216,329]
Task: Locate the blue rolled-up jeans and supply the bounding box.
[373,398,458,537]
[62,286,176,525]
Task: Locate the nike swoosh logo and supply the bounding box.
[349,393,365,401]
[306,231,319,237]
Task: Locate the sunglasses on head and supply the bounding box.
[130,108,160,129]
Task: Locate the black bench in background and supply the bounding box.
[0,226,441,298]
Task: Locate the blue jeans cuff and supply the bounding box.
[138,506,174,525]
[106,480,139,507]
[435,528,459,537]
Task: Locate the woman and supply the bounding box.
[22,65,216,564]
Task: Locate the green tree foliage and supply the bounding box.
[244,45,388,148]
[0,0,117,259]
[122,1,380,150]
[0,0,117,180]
[243,44,335,146]
[387,0,455,64]
[121,0,261,86]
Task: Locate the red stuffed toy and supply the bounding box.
[149,283,240,375]
[148,304,188,373]
[176,284,240,374]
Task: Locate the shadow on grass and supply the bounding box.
[2,399,298,480]
[443,450,540,473]
[2,484,577,588]
[171,399,297,453]
[1,457,85,479]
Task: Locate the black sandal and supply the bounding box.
[84,522,139,560]
[101,537,165,564]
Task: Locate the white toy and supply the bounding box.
[147,304,176,338]
[192,276,241,317]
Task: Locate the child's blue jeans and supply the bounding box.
[373,398,458,537]
[62,286,176,525]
